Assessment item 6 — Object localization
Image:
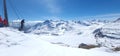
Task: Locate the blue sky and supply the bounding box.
[0,0,120,21]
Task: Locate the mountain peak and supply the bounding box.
[114,18,120,22]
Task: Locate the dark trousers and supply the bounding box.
[0,23,3,27]
[19,24,24,31]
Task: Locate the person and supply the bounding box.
[3,19,8,27]
[0,16,3,27]
[19,19,25,31]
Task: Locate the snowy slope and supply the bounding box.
[0,27,120,56]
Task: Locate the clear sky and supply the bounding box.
[0,0,120,21]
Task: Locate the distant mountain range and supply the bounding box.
[10,18,120,48]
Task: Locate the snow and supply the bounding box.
[34,21,104,47]
[0,28,120,56]
[93,21,120,48]
[0,20,120,56]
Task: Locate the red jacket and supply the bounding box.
[3,19,8,25]
[0,16,3,23]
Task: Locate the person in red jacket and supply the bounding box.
[0,16,3,27]
[3,19,8,27]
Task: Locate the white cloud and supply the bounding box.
[77,13,120,20]
[41,0,61,14]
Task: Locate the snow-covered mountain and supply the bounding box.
[114,18,120,22]
[93,21,120,48]
[1,19,120,56]
[23,20,105,36]
[24,19,120,48]
[10,19,120,48]
[25,20,74,35]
